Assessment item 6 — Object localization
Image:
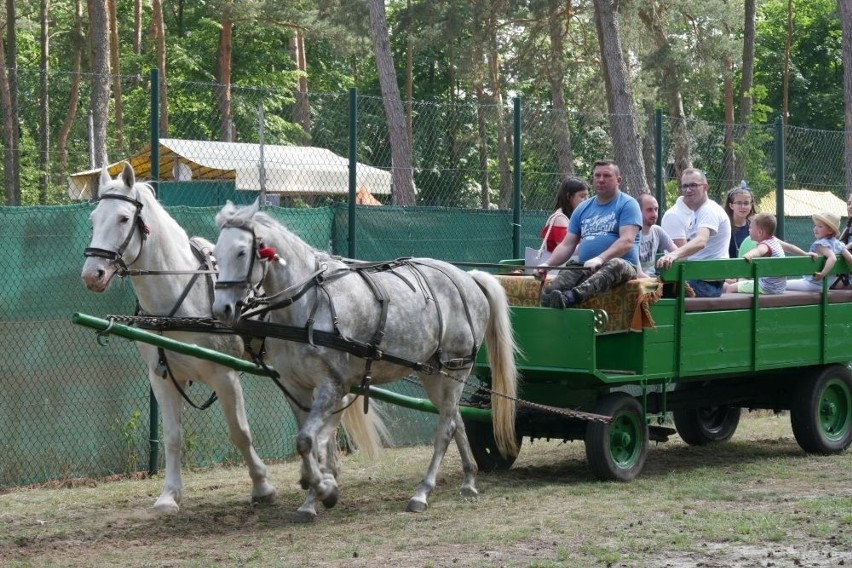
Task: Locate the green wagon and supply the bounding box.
[466,255,852,481]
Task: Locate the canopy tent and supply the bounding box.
[757,189,847,217]
[68,139,393,201]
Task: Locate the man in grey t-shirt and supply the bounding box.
[637,193,676,277]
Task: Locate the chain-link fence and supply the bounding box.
[3,68,852,487]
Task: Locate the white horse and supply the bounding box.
[81,163,382,516]
[211,199,519,517]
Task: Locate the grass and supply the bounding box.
[1,412,851,567]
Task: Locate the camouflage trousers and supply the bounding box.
[544,258,637,304]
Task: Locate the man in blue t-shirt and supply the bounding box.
[536,159,642,308]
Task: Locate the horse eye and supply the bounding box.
[119,215,130,224]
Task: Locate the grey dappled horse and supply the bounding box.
[81,163,381,516]
[211,199,519,519]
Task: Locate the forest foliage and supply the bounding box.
[1,0,847,206]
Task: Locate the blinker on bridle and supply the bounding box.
[83,193,149,272]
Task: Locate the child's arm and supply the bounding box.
[742,243,770,262]
[812,244,836,281]
[779,239,811,257]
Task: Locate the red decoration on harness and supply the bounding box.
[258,246,278,261]
[143,225,151,234]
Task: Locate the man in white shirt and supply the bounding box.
[661,195,694,247]
[656,168,731,297]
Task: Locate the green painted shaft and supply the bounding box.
[72,312,493,422]
[71,313,279,377]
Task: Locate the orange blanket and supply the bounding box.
[495,274,661,333]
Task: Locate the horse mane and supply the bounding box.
[216,201,320,256]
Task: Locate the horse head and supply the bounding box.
[81,161,150,292]
[212,199,268,325]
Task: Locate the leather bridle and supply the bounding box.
[83,193,148,273]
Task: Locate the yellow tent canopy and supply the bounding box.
[69,139,394,201]
[757,189,847,217]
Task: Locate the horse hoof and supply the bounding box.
[321,488,339,509]
[460,486,479,499]
[251,489,277,505]
[406,499,428,513]
[293,510,317,524]
[152,501,180,515]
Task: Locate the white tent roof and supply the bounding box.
[68,139,393,200]
[757,189,847,217]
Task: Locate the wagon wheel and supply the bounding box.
[584,392,648,482]
[462,388,521,472]
[790,364,852,454]
[672,383,741,446]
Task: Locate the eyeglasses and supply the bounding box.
[680,182,704,190]
[732,201,753,207]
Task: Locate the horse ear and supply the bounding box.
[248,198,260,216]
[215,200,236,228]
[99,165,111,187]
[120,162,136,188]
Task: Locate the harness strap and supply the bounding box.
[234,319,438,374]
[411,260,480,362]
[156,347,218,410]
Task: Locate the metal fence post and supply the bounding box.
[774,116,785,239]
[348,88,357,259]
[148,67,161,476]
[512,97,521,260]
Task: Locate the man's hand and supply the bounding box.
[534,262,550,282]
[583,256,604,273]
[656,252,677,270]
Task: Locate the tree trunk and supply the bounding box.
[39,0,50,204]
[484,5,512,209]
[405,0,413,155]
[723,51,736,190]
[547,0,574,176]
[3,0,20,204]
[593,0,648,196]
[108,0,123,150]
[367,0,415,206]
[130,0,141,86]
[289,29,311,142]
[151,0,168,135]
[475,82,491,209]
[88,0,110,168]
[57,0,83,189]
[735,0,756,182]
[216,1,233,141]
[839,0,852,195]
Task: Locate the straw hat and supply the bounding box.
[813,211,841,235]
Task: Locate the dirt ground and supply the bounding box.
[2,413,851,567]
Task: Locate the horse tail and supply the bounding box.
[469,270,520,458]
[341,397,391,459]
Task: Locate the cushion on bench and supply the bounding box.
[494,274,661,333]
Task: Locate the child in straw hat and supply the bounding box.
[781,211,852,291]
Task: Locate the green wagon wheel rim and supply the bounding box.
[819,378,852,442]
[609,411,642,468]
